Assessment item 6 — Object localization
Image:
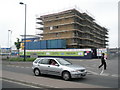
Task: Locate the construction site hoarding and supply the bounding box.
[23,39,66,50]
[20,49,92,59]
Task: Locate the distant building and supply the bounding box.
[0,48,11,55]
[36,9,108,49]
[20,35,42,41]
[20,35,42,50]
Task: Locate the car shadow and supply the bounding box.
[33,73,86,81]
[39,74,63,80]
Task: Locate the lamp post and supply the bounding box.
[8,30,12,48]
[8,30,12,61]
[19,2,27,61]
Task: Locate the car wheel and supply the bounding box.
[34,69,40,76]
[62,71,71,81]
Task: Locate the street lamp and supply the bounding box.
[8,30,12,60]
[19,2,27,61]
[8,30,12,48]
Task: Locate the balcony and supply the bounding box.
[36,22,44,25]
[36,17,42,20]
[36,27,44,30]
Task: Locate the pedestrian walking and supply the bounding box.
[98,53,107,70]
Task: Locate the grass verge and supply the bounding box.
[9,57,36,62]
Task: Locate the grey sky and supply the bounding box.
[0,0,118,48]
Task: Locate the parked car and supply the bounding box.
[32,57,87,80]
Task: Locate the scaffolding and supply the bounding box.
[36,9,108,49]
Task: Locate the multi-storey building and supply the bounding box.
[36,9,108,49]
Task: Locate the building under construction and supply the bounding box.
[36,9,108,49]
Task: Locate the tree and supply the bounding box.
[14,38,21,56]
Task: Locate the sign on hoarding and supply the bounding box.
[20,49,91,56]
[97,48,107,56]
[20,49,92,57]
[21,51,84,56]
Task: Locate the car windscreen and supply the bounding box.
[56,58,72,65]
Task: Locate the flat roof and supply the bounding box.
[20,35,42,38]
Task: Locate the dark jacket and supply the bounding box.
[101,56,106,63]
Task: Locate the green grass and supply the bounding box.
[9,57,36,62]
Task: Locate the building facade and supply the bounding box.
[36,9,108,49]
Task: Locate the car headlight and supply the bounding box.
[71,69,86,72]
[71,70,80,72]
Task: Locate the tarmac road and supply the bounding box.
[2,57,118,88]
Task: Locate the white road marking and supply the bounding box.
[100,68,104,75]
[26,67,31,68]
[15,66,20,68]
[100,73,110,76]
[87,70,99,75]
[20,67,25,68]
[111,74,118,77]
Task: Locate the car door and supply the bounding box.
[48,59,62,76]
[38,59,50,74]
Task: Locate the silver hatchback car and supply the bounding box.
[32,57,87,80]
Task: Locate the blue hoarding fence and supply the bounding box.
[25,39,66,50]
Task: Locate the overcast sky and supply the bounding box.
[0,0,118,48]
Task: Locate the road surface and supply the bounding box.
[1,57,118,88]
